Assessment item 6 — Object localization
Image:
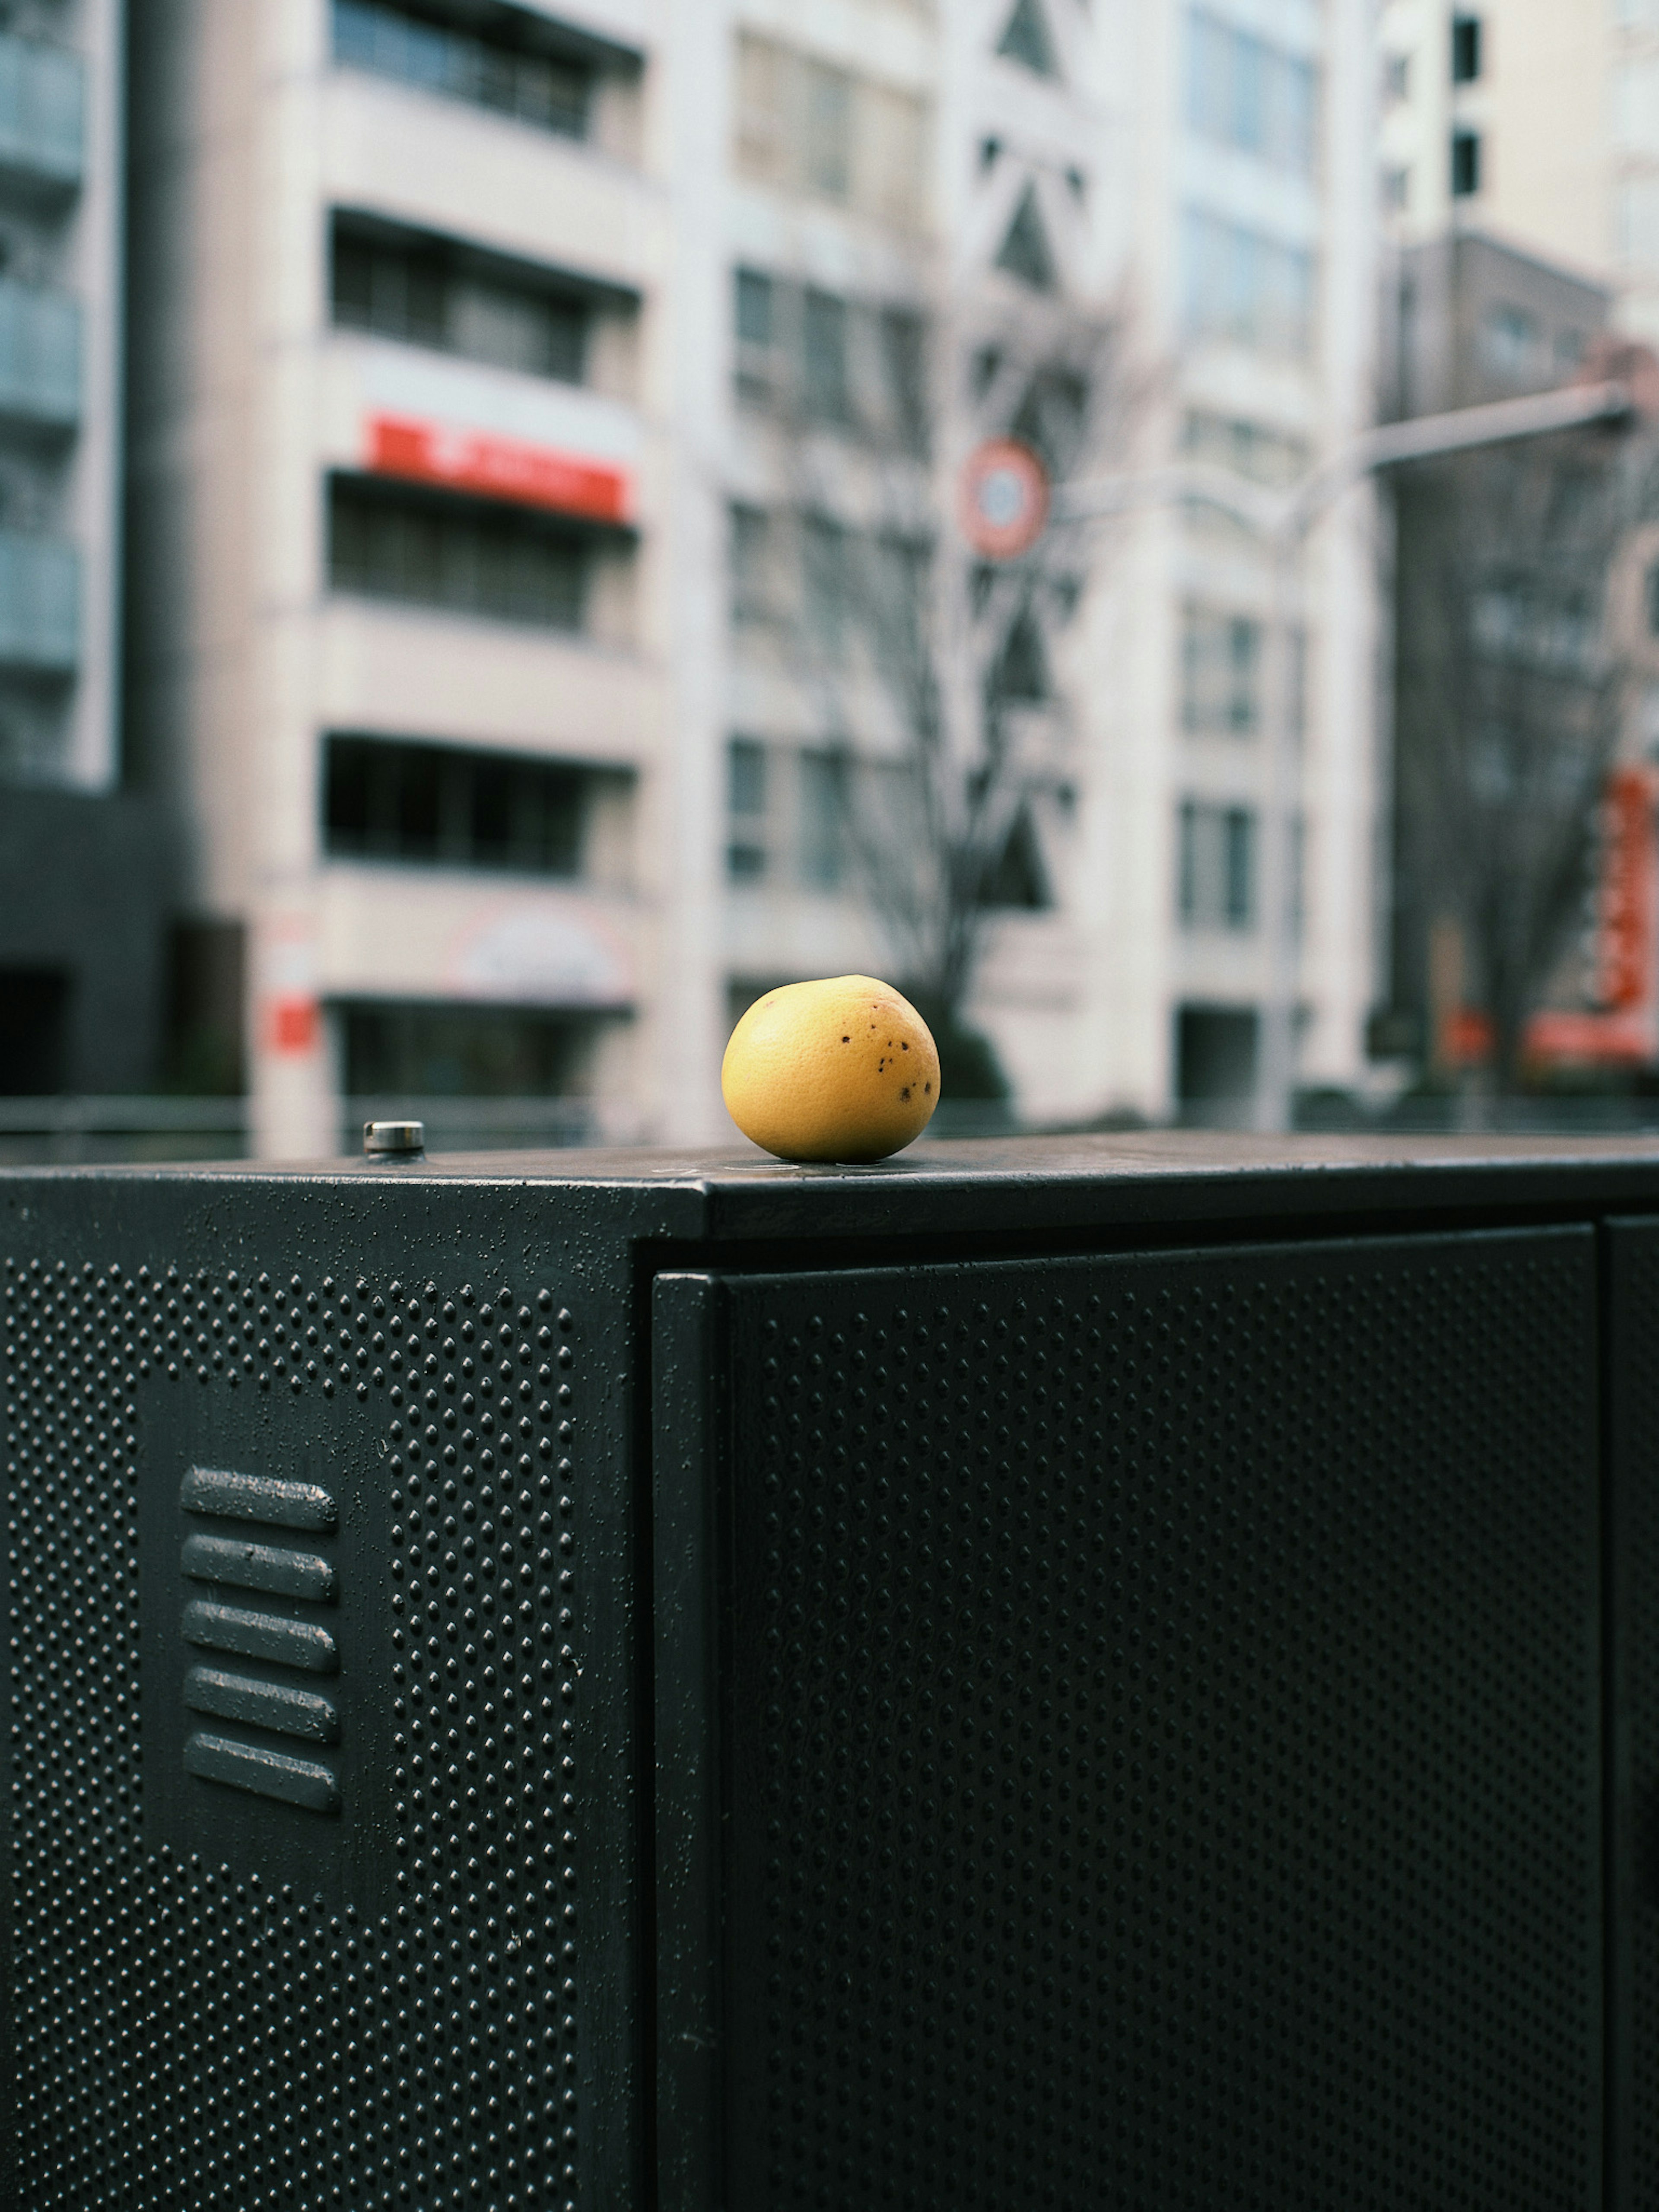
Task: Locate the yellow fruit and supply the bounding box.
[721,975,942,1162]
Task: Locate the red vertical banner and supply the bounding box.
[1596,766,1659,1013]
[1526,767,1659,1066]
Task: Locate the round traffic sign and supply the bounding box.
[960,438,1051,559]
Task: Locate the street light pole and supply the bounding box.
[1050,378,1636,1131]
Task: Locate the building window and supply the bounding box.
[1182,410,1309,488]
[997,0,1060,79]
[801,289,851,423]
[1176,1003,1258,1108]
[343,1001,596,1098]
[1384,53,1410,105]
[331,216,591,381]
[1182,605,1263,734]
[801,516,850,654]
[729,505,775,627]
[323,733,600,874]
[1451,15,1482,85]
[1480,301,1542,382]
[727,737,769,880]
[332,0,594,137]
[803,61,853,200]
[1186,9,1318,178]
[1382,165,1411,212]
[1181,209,1314,358]
[1178,799,1255,930]
[1645,560,1659,638]
[732,267,928,445]
[734,32,931,232]
[880,308,928,450]
[995,185,1059,292]
[1451,129,1481,197]
[798,750,849,889]
[328,476,589,629]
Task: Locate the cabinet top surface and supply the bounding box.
[10,1131,1659,1244]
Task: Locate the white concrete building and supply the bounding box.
[127,0,1381,1154]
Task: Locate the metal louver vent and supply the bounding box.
[179,1465,342,1814]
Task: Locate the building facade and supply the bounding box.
[0,0,163,1100]
[126,0,1380,1155]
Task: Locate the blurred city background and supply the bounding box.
[2,0,1657,1158]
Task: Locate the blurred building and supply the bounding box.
[0,0,166,1099]
[124,0,1381,1153]
[1377,0,1655,339]
[1103,0,1382,1121]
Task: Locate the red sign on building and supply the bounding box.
[366,413,633,525]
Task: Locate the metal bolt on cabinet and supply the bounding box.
[6,1131,1659,2209]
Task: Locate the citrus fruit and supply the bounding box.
[721,975,942,1162]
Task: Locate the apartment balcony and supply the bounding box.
[0,35,83,197]
[0,530,77,671]
[0,279,78,430]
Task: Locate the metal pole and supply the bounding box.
[1049,378,1637,1131]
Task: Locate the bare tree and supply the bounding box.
[1392,425,1649,1091]
[743,276,1145,1092]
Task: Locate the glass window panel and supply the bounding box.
[798,751,848,889]
[1223,807,1255,926]
[330,0,592,141]
[735,267,774,347]
[801,517,849,654]
[729,737,766,816]
[801,289,850,421]
[804,61,854,199]
[328,481,588,632]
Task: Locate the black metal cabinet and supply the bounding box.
[6,1135,1659,2210]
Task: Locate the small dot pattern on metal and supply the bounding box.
[363,1120,425,1157]
[722,1232,1599,2210]
[1615,1223,1659,2199]
[4,1257,583,2209]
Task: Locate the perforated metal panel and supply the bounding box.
[704,1230,1602,2211]
[4,1246,590,2209]
[1607,1217,1659,2208]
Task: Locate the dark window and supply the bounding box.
[165,920,245,1096]
[343,1001,591,1096]
[328,476,588,629]
[1178,799,1255,928]
[997,0,1059,79]
[1451,129,1481,197]
[331,0,594,137]
[735,267,774,347]
[0,966,70,1094]
[1182,605,1262,733]
[995,184,1058,292]
[324,733,589,874]
[981,807,1051,909]
[801,516,849,654]
[801,289,851,422]
[880,308,928,449]
[798,750,848,890]
[331,218,590,381]
[1646,561,1659,638]
[727,737,769,881]
[730,505,775,625]
[989,608,1049,704]
[1176,1002,1258,1106]
[1451,15,1481,84]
